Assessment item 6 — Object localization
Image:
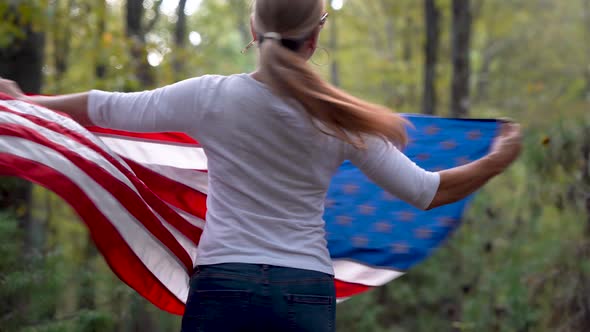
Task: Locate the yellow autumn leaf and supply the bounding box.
[102,32,113,45]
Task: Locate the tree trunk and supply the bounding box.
[126,0,155,87]
[71,1,108,314]
[475,50,492,102]
[95,0,108,84]
[585,0,590,98]
[0,15,44,249]
[235,0,251,46]
[583,133,590,235]
[583,130,590,185]
[450,0,472,118]
[403,17,418,105]
[449,5,471,327]
[130,296,156,332]
[0,32,44,93]
[173,0,188,79]
[383,3,395,106]
[78,234,98,310]
[52,0,74,92]
[422,0,440,115]
[329,12,340,87]
[175,0,188,49]
[402,17,414,62]
[0,9,45,321]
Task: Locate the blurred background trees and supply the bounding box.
[0,0,588,331]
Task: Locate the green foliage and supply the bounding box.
[0,213,60,331]
[0,1,45,48]
[337,113,590,332]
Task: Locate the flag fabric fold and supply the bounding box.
[0,94,499,315]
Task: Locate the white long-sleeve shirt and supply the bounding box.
[88,73,440,275]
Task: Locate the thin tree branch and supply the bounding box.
[145,0,164,33]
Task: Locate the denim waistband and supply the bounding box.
[194,263,334,284]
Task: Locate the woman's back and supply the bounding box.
[88,72,441,276]
[194,74,344,274]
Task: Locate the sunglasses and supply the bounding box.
[241,12,329,54]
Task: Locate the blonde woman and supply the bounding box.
[0,0,521,330]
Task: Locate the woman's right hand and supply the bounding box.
[486,122,522,173]
[427,121,522,209]
[0,78,26,100]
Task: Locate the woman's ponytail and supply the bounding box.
[255,0,408,149]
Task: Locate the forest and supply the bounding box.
[0,0,589,331]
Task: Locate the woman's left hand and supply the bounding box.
[0,78,26,100]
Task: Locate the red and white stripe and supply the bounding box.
[0,95,403,314]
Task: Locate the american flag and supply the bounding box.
[0,94,499,315]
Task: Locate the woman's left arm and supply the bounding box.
[0,78,92,125]
[28,93,93,125]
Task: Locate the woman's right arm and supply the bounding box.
[427,123,521,209]
[347,123,522,211]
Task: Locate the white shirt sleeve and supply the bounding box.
[346,136,440,210]
[88,75,214,133]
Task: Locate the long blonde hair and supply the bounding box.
[253,0,408,149]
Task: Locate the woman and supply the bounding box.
[0,0,521,331]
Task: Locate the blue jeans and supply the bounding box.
[180,263,336,332]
